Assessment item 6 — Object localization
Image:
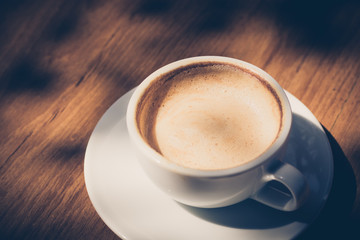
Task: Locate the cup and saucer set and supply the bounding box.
[84,57,333,240]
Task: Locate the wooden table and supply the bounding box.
[1,0,359,239]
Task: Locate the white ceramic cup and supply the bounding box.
[126,56,309,211]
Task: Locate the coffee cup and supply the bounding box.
[126,56,308,211]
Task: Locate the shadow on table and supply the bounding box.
[295,128,358,239]
[131,0,360,52]
[179,115,356,235]
[0,55,55,94]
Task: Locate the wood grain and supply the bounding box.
[1,0,359,239]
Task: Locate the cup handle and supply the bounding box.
[251,162,309,211]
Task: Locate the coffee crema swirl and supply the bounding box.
[136,62,283,170]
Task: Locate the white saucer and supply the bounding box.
[84,89,333,240]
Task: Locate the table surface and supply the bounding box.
[1,0,359,239]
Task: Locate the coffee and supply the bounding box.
[136,62,283,170]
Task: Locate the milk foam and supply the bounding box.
[142,64,282,170]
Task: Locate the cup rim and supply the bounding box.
[126,56,292,177]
